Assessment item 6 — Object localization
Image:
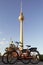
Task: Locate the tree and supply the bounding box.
[0,53,1,56]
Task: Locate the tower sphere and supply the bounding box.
[18,12,24,22]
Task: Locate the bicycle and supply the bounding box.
[7,42,40,64]
[2,47,9,64]
[2,43,17,64]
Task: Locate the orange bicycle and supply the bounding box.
[2,43,18,64]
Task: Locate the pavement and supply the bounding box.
[0,62,43,65]
[0,56,43,65]
[0,60,43,65]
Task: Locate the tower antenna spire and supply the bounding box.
[21,0,22,12]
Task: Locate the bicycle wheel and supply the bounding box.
[8,51,18,64]
[2,52,8,64]
[21,52,30,64]
[21,58,30,64]
[30,51,40,64]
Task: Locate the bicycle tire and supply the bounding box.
[21,49,30,64]
[8,51,18,64]
[30,51,40,64]
[21,58,30,64]
[2,52,8,64]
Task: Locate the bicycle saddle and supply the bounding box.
[26,45,31,47]
[29,47,37,51]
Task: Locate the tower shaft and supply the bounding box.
[19,21,23,50]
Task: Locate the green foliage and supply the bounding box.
[0,53,1,56]
[40,54,43,61]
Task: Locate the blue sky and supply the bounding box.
[0,0,43,54]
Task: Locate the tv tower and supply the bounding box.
[18,0,24,50]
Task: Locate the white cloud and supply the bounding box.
[2,38,6,41]
[0,32,2,34]
[0,39,9,45]
[0,38,6,44]
[0,41,5,44]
